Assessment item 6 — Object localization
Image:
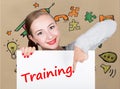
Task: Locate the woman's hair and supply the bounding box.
[25,9,53,50]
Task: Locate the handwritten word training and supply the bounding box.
[21,66,74,83]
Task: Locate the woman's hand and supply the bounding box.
[20,47,35,58]
[73,46,88,71]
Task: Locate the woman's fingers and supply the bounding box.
[73,60,77,72]
[20,47,35,58]
[21,47,25,55]
[73,46,88,72]
[31,47,35,55]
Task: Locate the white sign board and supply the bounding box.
[17,51,95,89]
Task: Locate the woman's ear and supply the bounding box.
[28,35,36,43]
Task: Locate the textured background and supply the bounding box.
[1,0,120,89]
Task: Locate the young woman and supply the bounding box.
[21,9,117,71]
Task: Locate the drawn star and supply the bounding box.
[33,2,39,8]
[6,31,12,36]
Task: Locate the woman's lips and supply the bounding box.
[47,38,56,45]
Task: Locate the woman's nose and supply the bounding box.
[46,31,53,39]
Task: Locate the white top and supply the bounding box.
[66,20,117,53]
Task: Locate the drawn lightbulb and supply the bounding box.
[7,41,17,59]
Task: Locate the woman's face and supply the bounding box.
[29,14,60,50]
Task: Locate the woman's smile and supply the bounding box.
[47,38,57,45]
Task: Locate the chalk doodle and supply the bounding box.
[7,41,17,59]
[33,2,39,8]
[99,52,117,63]
[69,19,80,31]
[99,15,114,22]
[14,65,17,73]
[39,2,55,13]
[54,14,69,22]
[14,20,27,37]
[14,3,55,37]
[45,2,55,13]
[109,68,116,78]
[5,39,19,59]
[84,11,97,23]
[100,64,116,78]
[100,64,111,73]
[6,31,12,36]
[68,6,80,17]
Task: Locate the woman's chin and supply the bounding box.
[48,46,59,50]
[42,45,59,50]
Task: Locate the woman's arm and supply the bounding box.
[75,20,117,53]
[73,20,117,71]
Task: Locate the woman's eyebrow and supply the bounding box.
[48,23,54,27]
[35,29,42,34]
[34,23,55,34]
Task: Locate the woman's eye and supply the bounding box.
[49,25,55,30]
[37,32,42,35]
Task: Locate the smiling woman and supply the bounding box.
[25,9,62,50]
[28,15,60,50]
[21,8,117,71]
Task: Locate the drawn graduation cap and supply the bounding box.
[14,3,55,37]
